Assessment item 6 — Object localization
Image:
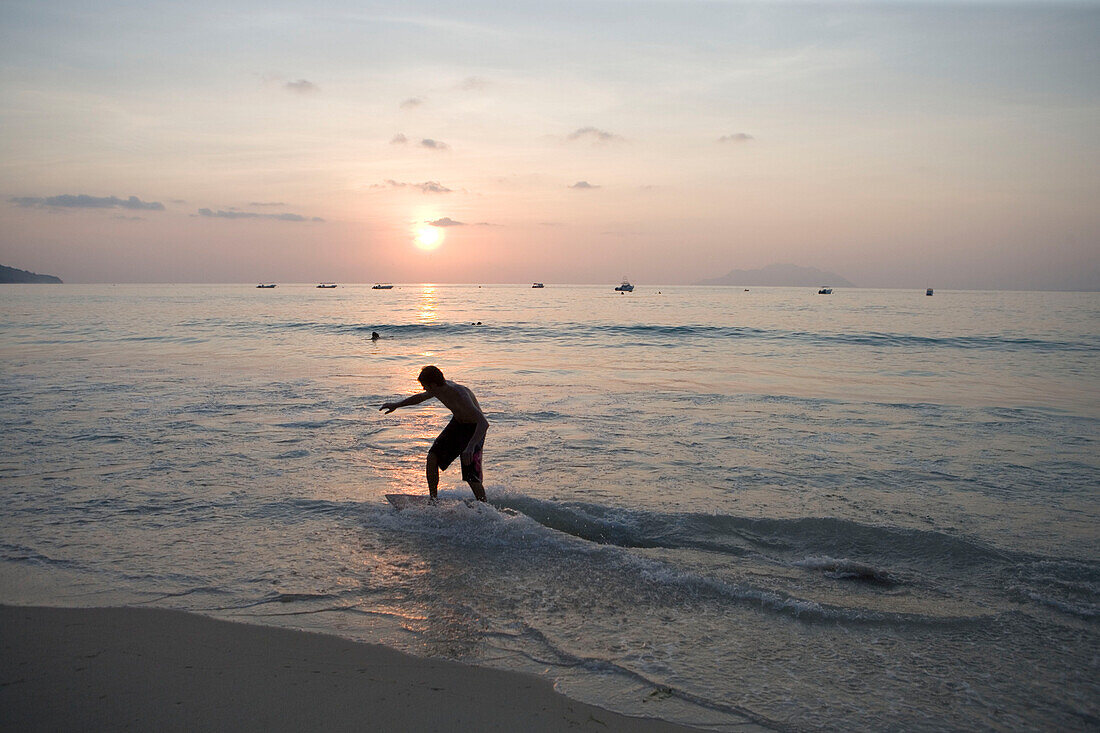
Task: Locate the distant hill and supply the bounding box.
[1,264,63,284]
[695,263,855,288]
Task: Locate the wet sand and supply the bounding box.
[0,605,709,732]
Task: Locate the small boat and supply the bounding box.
[317,283,337,289]
[256,283,276,288]
[615,279,634,292]
[817,287,833,295]
[926,288,934,296]
[532,282,545,288]
[372,283,394,290]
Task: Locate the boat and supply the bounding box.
[256,283,276,288]
[372,283,394,290]
[926,288,934,296]
[532,282,545,288]
[614,279,634,292]
[817,287,833,295]
[317,283,337,289]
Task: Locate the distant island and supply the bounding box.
[695,263,855,288]
[0,264,63,284]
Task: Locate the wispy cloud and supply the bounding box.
[249,201,286,207]
[567,127,623,144]
[718,133,754,143]
[569,181,600,189]
[392,134,448,150]
[459,76,488,91]
[382,180,453,193]
[198,208,323,222]
[11,194,165,211]
[428,217,464,227]
[400,97,424,109]
[285,79,318,94]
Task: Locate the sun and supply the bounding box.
[415,225,443,251]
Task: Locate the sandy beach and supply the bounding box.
[0,605,710,733]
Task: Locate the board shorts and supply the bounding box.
[429,419,484,483]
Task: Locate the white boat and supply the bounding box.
[614,279,634,292]
[372,283,394,290]
[532,282,545,288]
[317,283,337,289]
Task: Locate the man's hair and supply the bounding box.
[418,365,445,387]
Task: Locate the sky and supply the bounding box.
[1,0,1097,289]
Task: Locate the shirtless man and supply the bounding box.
[379,366,489,501]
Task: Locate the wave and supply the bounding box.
[199,318,1099,353]
[355,494,1014,627]
[208,590,344,612]
[366,492,1100,628]
[1011,559,1100,620]
[793,556,897,585]
[493,495,1019,571]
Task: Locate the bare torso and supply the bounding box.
[429,380,485,424]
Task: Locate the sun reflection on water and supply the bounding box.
[418,285,437,324]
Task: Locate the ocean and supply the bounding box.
[1,283,1097,731]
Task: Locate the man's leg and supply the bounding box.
[461,446,486,502]
[426,452,439,499]
[466,479,487,502]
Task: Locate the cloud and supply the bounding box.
[383,180,453,193]
[428,217,464,227]
[459,76,488,91]
[569,181,600,189]
[390,133,408,145]
[249,201,286,207]
[718,133,754,143]
[418,181,452,193]
[285,79,318,94]
[198,208,323,222]
[400,97,424,109]
[10,194,165,211]
[420,138,449,150]
[567,127,623,144]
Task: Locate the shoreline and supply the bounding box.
[0,604,729,732]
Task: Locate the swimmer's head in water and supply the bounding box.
[418,365,445,388]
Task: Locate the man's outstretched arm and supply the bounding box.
[379,392,433,414]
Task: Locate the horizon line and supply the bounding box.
[6,282,1098,293]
